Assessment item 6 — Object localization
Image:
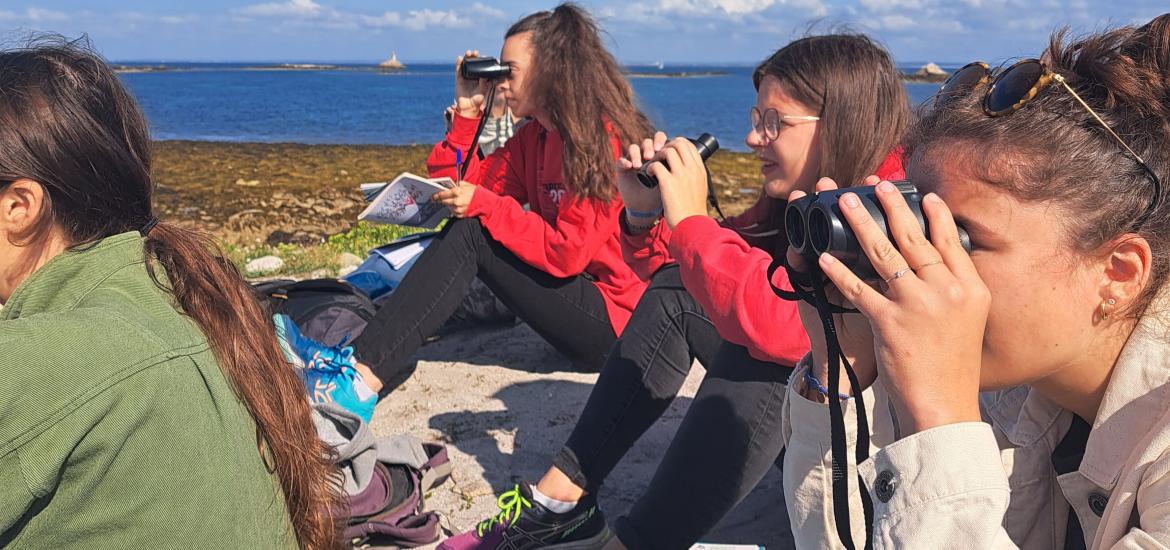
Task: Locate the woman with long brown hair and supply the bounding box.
[329,3,655,394]
[436,34,909,550]
[0,39,341,548]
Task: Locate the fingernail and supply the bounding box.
[819,253,837,265]
[843,193,860,209]
[925,192,943,203]
[878,181,896,193]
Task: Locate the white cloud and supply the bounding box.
[400,9,468,31]
[649,0,825,18]
[859,0,924,10]
[233,1,499,31]
[711,0,781,14]
[159,15,200,25]
[235,0,325,18]
[878,14,916,30]
[25,8,68,22]
[0,10,17,21]
[358,11,402,27]
[469,2,506,19]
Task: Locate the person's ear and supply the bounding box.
[0,179,50,238]
[1098,235,1153,320]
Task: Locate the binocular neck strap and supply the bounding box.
[458,85,499,182]
[768,259,875,550]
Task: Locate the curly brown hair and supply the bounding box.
[506,3,655,202]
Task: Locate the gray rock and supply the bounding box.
[245,255,284,275]
[338,252,364,270]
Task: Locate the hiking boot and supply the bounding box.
[273,314,377,423]
[438,483,611,550]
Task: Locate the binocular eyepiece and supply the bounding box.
[637,133,720,188]
[460,57,512,80]
[784,182,971,277]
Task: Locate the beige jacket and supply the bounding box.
[781,307,1170,549]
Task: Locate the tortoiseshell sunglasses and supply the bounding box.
[936,58,1161,229]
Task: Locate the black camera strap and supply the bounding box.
[457,85,499,183]
[768,258,875,550]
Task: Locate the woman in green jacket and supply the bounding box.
[0,39,341,549]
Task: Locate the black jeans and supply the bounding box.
[553,266,793,550]
[352,218,617,389]
[553,265,721,490]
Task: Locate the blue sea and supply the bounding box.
[118,63,952,153]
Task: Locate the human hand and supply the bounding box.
[650,137,710,229]
[617,132,668,227]
[455,51,489,118]
[816,180,987,434]
[433,181,477,218]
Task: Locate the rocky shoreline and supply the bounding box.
[152,141,763,274]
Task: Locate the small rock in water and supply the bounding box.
[245,255,284,275]
[918,62,947,76]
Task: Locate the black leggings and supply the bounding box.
[553,266,794,550]
[351,218,617,388]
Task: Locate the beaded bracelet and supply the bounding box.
[803,371,852,401]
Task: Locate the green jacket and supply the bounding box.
[0,232,295,548]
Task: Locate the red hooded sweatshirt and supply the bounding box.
[621,152,906,366]
[427,113,645,335]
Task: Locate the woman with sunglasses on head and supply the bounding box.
[774,14,1170,549]
[0,39,341,549]
[437,34,909,550]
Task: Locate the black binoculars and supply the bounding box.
[637,133,720,188]
[460,57,511,80]
[784,181,971,276]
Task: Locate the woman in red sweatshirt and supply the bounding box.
[348,4,653,394]
[437,35,910,550]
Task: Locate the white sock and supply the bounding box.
[530,484,578,513]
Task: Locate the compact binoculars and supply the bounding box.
[784,182,971,276]
[460,57,512,80]
[637,133,720,188]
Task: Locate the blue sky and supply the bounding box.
[0,1,1164,64]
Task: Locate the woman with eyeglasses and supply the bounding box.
[438,34,909,550]
[768,15,1170,549]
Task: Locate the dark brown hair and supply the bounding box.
[0,37,343,549]
[751,33,910,231]
[906,15,1170,315]
[506,3,654,201]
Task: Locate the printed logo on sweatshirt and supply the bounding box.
[542,182,566,206]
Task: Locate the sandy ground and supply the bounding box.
[368,321,795,550]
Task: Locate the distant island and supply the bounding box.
[111,61,952,83]
[625,70,727,78]
[379,52,406,71]
[112,64,172,74]
[901,62,949,83]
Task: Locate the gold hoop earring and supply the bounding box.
[1099,298,1117,320]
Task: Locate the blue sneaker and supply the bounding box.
[273,314,377,423]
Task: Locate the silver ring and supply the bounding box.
[913,259,944,271]
[884,267,912,284]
